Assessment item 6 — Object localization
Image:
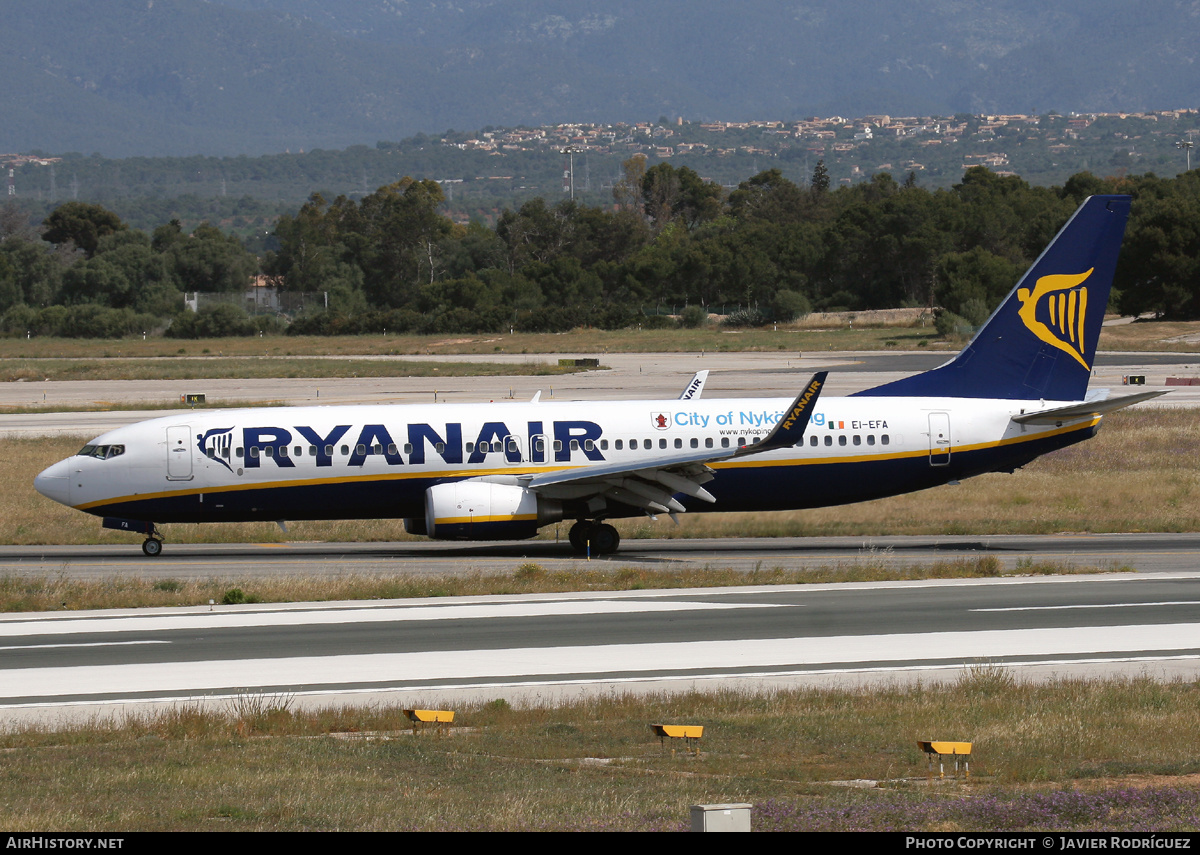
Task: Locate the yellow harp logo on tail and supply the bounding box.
[1016,268,1095,370]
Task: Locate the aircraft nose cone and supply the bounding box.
[34,459,71,506]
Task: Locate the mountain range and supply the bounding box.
[3,0,1199,157]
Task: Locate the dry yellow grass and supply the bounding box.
[4,555,1104,612]
[2,676,1200,830]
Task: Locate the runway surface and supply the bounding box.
[3,570,1199,724]
[2,533,1199,578]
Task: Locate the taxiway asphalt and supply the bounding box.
[2,570,1198,724]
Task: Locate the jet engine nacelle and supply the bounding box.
[424,481,562,541]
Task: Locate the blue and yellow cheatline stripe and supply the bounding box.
[74,417,1099,515]
[438,514,539,525]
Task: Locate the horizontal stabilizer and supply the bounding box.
[1011,389,1168,424]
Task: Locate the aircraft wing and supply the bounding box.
[515,372,827,516]
[1010,389,1167,424]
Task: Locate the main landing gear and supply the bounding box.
[567,520,621,555]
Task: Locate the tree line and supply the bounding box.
[2,162,1199,338]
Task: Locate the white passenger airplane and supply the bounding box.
[35,195,1161,556]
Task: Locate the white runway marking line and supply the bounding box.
[0,641,169,651]
[14,654,1200,711]
[973,601,1200,612]
[0,599,783,638]
[2,622,1198,701]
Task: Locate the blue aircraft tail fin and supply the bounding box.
[859,194,1131,401]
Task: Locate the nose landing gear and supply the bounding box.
[103,517,166,557]
[567,520,621,555]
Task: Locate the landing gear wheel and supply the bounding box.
[568,521,591,553]
[567,521,621,555]
[591,523,621,555]
[142,538,163,557]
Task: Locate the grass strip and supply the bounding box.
[0,358,581,383]
[0,317,1197,359]
[0,557,1119,612]
[2,675,1199,830]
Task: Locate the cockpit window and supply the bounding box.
[76,444,125,460]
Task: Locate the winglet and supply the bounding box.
[737,371,827,455]
[679,370,709,400]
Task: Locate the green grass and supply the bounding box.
[1,315,1197,362]
[0,357,582,383]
